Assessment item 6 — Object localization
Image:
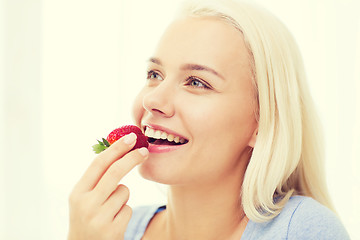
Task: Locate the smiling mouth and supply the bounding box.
[144,127,189,146]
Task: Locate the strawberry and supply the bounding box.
[92,125,148,154]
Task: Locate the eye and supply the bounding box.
[147,70,163,81]
[186,76,211,89]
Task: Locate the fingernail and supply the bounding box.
[138,147,149,157]
[123,132,137,145]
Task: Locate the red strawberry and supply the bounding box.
[92,125,148,154]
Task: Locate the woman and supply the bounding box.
[68,1,350,239]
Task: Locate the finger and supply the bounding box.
[113,205,132,233]
[73,133,137,193]
[93,147,149,203]
[101,184,130,220]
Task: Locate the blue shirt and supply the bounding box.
[125,196,350,239]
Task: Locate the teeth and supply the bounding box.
[154,130,161,139]
[147,128,155,137]
[160,131,167,139]
[167,134,174,141]
[144,127,187,144]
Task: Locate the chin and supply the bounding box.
[137,159,185,185]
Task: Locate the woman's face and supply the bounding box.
[132,17,258,185]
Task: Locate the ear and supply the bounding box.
[248,127,258,148]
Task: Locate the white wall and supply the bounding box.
[1,0,46,239]
[1,0,359,239]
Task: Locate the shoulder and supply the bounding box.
[286,196,350,239]
[244,196,350,240]
[124,205,164,240]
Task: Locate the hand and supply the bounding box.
[68,133,149,240]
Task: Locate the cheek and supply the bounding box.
[131,91,145,126]
[187,94,256,150]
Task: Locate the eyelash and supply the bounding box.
[146,70,163,81]
[185,76,211,89]
[146,70,211,90]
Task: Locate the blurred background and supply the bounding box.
[1,0,359,239]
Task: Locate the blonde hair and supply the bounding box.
[179,0,334,222]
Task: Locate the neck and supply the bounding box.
[162,160,249,240]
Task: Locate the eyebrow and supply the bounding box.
[148,57,225,80]
[149,57,162,66]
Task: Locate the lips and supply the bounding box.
[143,125,189,152]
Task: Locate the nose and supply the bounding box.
[142,80,175,118]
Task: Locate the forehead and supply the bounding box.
[152,17,250,77]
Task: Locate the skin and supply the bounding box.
[132,17,258,239]
[68,16,258,240]
[68,133,149,240]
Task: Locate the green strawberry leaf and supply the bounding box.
[103,138,110,147]
[92,139,109,154]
